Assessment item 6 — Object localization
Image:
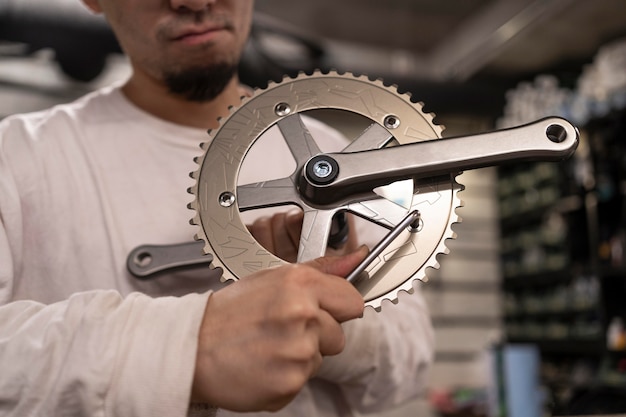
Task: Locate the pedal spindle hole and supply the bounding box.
[546,124,567,143]
[134,252,153,268]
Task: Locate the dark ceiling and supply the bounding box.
[250,0,626,116]
[254,0,626,81]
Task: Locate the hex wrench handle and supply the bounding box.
[346,210,420,283]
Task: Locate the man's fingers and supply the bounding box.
[306,245,369,277]
[248,211,304,263]
[287,274,363,324]
[270,213,298,262]
[285,210,303,249]
[249,216,275,254]
[314,309,346,356]
[298,246,369,322]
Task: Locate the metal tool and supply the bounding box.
[346,210,421,283]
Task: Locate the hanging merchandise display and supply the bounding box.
[498,37,626,129]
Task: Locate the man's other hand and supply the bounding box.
[248,210,358,263]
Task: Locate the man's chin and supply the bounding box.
[164,62,238,102]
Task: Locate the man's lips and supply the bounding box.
[172,25,229,45]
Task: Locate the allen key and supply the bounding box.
[346,209,420,284]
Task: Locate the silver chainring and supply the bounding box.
[189,71,463,311]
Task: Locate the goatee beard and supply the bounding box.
[164,63,238,102]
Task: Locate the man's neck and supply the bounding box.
[121,71,247,130]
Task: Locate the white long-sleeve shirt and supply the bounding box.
[0,85,434,417]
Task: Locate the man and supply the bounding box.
[0,0,434,416]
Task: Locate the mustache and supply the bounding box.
[157,11,235,41]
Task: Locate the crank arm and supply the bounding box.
[299,117,578,205]
[127,241,214,279]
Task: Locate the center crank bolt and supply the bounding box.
[313,161,333,178]
[305,155,340,185]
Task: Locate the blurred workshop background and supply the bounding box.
[2,0,626,416]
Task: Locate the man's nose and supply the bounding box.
[170,0,217,13]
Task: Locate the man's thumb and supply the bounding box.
[305,245,369,277]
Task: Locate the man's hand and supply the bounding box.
[190,247,368,412]
[248,210,358,263]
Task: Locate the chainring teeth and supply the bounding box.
[187,173,236,283]
[189,70,464,310]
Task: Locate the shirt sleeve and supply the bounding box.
[315,286,435,413]
[0,116,215,417]
[0,288,211,417]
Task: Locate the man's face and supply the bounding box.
[86,0,254,100]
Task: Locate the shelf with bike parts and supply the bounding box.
[498,109,626,415]
[495,36,626,415]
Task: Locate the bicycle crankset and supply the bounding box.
[185,71,578,311]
